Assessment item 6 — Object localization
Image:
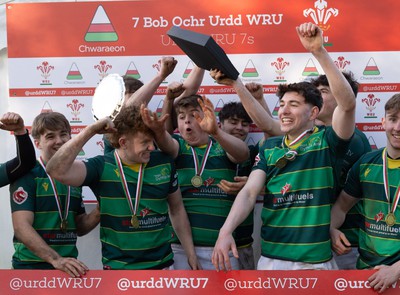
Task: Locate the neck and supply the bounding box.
[315,118,331,126]
[386,146,400,160]
[116,149,139,166]
[287,126,314,143]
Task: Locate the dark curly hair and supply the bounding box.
[276,81,323,111]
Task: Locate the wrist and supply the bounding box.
[14,128,27,136]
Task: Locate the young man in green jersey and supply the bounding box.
[210,22,356,271]
[141,95,249,270]
[10,112,99,277]
[0,112,36,187]
[46,105,200,270]
[217,102,258,270]
[331,93,400,293]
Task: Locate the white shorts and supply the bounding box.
[171,243,240,270]
[257,255,338,270]
[333,247,359,270]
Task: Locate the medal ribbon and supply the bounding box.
[190,139,212,177]
[38,157,70,223]
[114,151,144,217]
[282,128,314,148]
[382,148,400,214]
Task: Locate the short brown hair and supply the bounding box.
[106,104,154,148]
[31,112,71,139]
[385,93,400,114]
[175,95,203,114]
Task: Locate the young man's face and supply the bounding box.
[220,116,250,141]
[316,85,337,125]
[278,91,318,141]
[382,109,400,155]
[34,128,71,162]
[177,106,208,146]
[119,131,155,164]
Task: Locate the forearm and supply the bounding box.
[212,129,249,163]
[46,125,96,179]
[169,205,197,260]
[6,131,36,183]
[161,98,175,134]
[330,203,347,230]
[313,49,356,111]
[125,74,165,107]
[75,207,100,236]
[233,80,282,136]
[153,130,178,158]
[181,66,204,97]
[14,224,61,266]
[219,188,257,236]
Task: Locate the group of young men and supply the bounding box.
[1,22,399,293]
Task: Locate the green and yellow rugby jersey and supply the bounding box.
[254,126,349,264]
[10,161,84,269]
[172,135,236,246]
[83,150,178,270]
[344,149,400,269]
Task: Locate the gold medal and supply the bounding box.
[385,212,396,226]
[131,215,140,228]
[191,175,203,187]
[275,156,287,169]
[60,219,68,233]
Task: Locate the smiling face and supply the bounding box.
[278,91,319,141]
[118,131,155,164]
[35,129,71,163]
[220,116,250,141]
[382,109,400,159]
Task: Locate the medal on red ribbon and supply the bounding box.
[115,151,144,229]
[382,149,400,227]
[39,157,70,233]
[190,139,212,188]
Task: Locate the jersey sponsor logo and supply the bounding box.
[13,187,28,204]
[203,177,215,187]
[140,208,150,217]
[375,211,384,222]
[42,182,49,192]
[280,183,291,196]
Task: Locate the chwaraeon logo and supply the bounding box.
[85,5,118,42]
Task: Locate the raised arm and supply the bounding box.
[211,70,282,137]
[161,82,185,134]
[162,66,205,133]
[141,104,180,159]
[46,118,115,187]
[296,23,356,139]
[125,57,178,107]
[245,82,282,139]
[196,97,249,163]
[0,112,36,186]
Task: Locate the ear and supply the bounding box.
[34,138,41,149]
[118,136,127,150]
[381,116,386,130]
[310,106,320,121]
